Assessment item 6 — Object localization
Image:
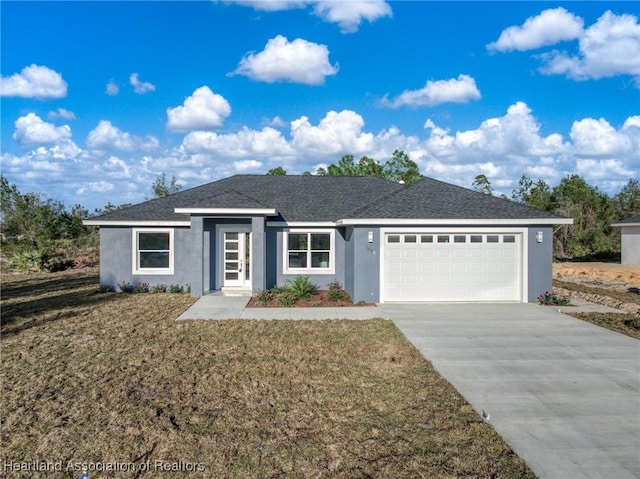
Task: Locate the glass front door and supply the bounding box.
[222,230,251,288]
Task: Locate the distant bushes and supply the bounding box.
[109,282,190,294]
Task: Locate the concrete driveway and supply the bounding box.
[385,303,640,479]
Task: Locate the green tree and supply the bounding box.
[472,174,493,195]
[315,150,421,185]
[511,174,552,210]
[266,166,287,176]
[550,175,617,258]
[614,179,640,219]
[152,173,182,197]
[382,150,422,185]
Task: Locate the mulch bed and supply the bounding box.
[247,289,375,308]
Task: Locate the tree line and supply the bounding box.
[1,151,638,271]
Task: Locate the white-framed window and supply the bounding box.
[284,229,335,274]
[132,228,174,275]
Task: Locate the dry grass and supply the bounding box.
[2,268,534,478]
[553,279,640,339]
[553,279,640,306]
[564,312,640,340]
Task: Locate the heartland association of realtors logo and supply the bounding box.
[3,460,205,475]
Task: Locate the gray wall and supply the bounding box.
[347,226,381,303]
[99,226,192,290]
[527,226,553,302]
[620,226,640,265]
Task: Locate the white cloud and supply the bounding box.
[48,108,76,120]
[0,64,68,98]
[13,113,72,145]
[487,8,583,52]
[105,79,119,96]
[167,86,232,132]
[312,0,392,33]
[77,181,115,195]
[182,126,293,159]
[129,73,156,94]
[290,110,375,155]
[570,117,634,156]
[233,159,263,171]
[539,11,640,83]
[233,35,338,85]
[223,0,391,32]
[265,116,287,128]
[383,74,481,108]
[86,120,159,151]
[4,103,638,212]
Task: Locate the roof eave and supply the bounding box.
[83,220,191,226]
[337,218,574,226]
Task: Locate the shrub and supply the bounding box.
[4,249,49,272]
[276,290,297,306]
[284,275,318,300]
[150,284,167,294]
[538,290,570,306]
[167,284,184,294]
[98,284,116,293]
[135,282,150,293]
[118,281,135,293]
[327,280,348,302]
[255,289,273,306]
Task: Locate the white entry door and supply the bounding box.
[222,229,251,288]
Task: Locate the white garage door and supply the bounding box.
[383,232,522,302]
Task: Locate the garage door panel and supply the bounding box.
[384,232,521,302]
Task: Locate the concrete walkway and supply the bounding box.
[178,296,640,479]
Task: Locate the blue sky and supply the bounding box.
[1,1,639,210]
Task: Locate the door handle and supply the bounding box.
[239,259,243,272]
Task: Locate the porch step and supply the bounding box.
[220,287,252,297]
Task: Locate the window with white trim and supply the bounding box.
[132,229,174,274]
[284,230,334,273]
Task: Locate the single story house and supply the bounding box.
[85,174,572,303]
[612,215,640,265]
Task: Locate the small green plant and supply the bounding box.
[135,282,150,293]
[167,284,184,293]
[538,290,570,306]
[150,284,167,294]
[117,281,135,293]
[255,289,273,306]
[276,290,297,306]
[327,280,348,302]
[284,275,318,300]
[98,284,116,293]
[4,249,48,272]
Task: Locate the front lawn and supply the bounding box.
[1,268,533,478]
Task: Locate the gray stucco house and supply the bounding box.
[85,174,572,303]
[612,215,640,265]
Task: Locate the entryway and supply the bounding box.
[219,226,252,292]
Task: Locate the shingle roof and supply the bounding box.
[348,176,566,220]
[88,174,568,223]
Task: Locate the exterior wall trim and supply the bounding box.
[267,221,337,227]
[339,218,572,226]
[84,220,191,226]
